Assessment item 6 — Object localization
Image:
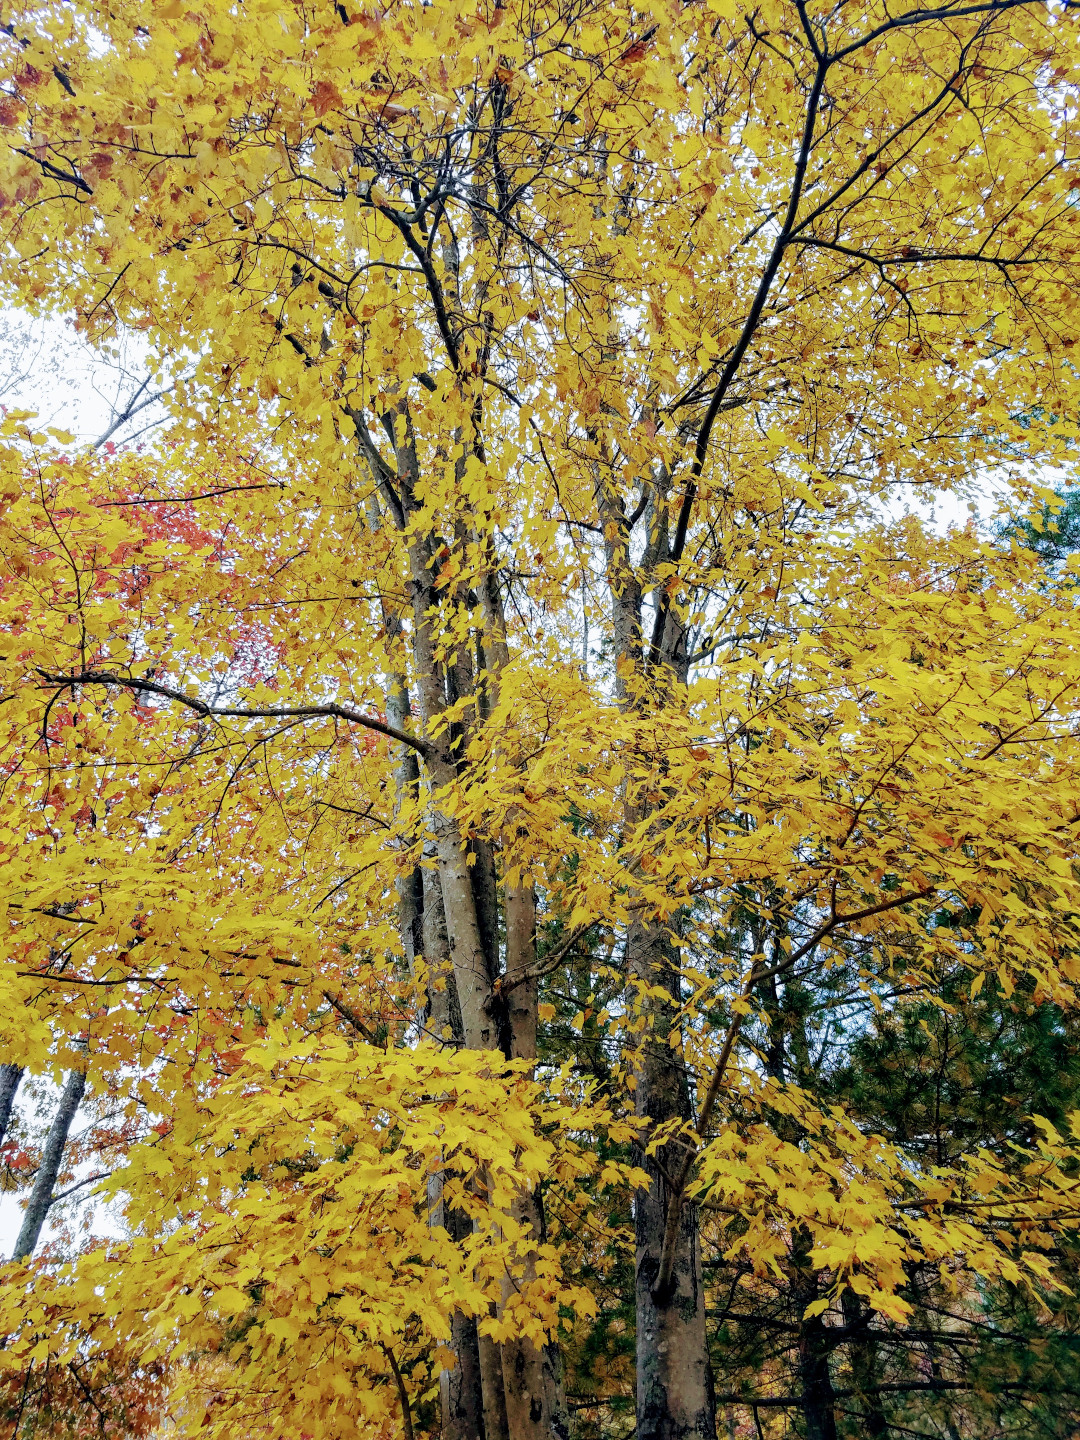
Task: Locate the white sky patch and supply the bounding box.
[0,305,163,446]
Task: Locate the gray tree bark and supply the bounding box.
[0,1062,23,1148]
[359,398,566,1440]
[631,916,716,1440]
[425,864,488,1440]
[602,496,716,1440]
[500,879,570,1440]
[386,667,425,976]
[13,1065,86,1262]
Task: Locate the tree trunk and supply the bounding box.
[366,410,564,1440]
[499,879,571,1440]
[478,1326,512,1440]
[445,1222,489,1440]
[429,1151,487,1440]
[385,665,425,977]
[601,496,716,1440]
[378,572,488,1440]
[791,1237,837,1440]
[407,536,500,1053]
[839,1290,887,1438]
[0,1062,23,1148]
[424,865,487,1440]
[631,916,716,1440]
[764,976,838,1440]
[13,1065,86,1262]
[424,861,465,1048]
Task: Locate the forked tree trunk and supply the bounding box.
[407,554,539,1440]
[362,410,567,1440]
[407,535,501,1053]
[379,563,491,1440]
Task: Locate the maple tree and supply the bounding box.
[2,0,1080,1437]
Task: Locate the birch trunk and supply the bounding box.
[407,534,499,1052]
[406,553,507,1435]
[423,861,488,1440]
[385,667,424,976]
[362,403,565,1440]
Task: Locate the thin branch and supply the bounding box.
[649,49,828,669]
[381,1343,416,1440]
[96,483,284,508]
[323,991,380,1044]
[36,670,432,759]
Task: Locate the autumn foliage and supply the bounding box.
[2,0,1080,1437]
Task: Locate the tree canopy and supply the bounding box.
[2,0,1080,1437]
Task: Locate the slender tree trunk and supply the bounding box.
[428,1140,487,1440]
[424,864,487,1440]
[385,667,425,976]
[839,1290,887,1438]
[359,398,496,1050]
[372,488,489,1440]
[791,1235,837,1440]
[504,880,538,1063]
[0,1062,23,1148]
[369,454,510,1434]
[13,1065,86,1262]
[499,879,570,1440]
[424,860,465,1047]
[631,916,717,1440]
[407,537,500,1052]
[764,975,838,1440]
[478,1324,512,1440]
[441,573,501,1008]
[365,408,565,1440]
[482,555,569,1440]
[602,505,715,1440]
[445,1207,489,1440]
[367,484,425,983]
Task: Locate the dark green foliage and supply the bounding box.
[999,488,1080,567]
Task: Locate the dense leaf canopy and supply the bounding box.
[2,0,1080,1436]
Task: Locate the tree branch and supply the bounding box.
[649,50,829,670]
[36,670,432,759]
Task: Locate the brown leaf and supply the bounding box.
[311,80,344,118]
